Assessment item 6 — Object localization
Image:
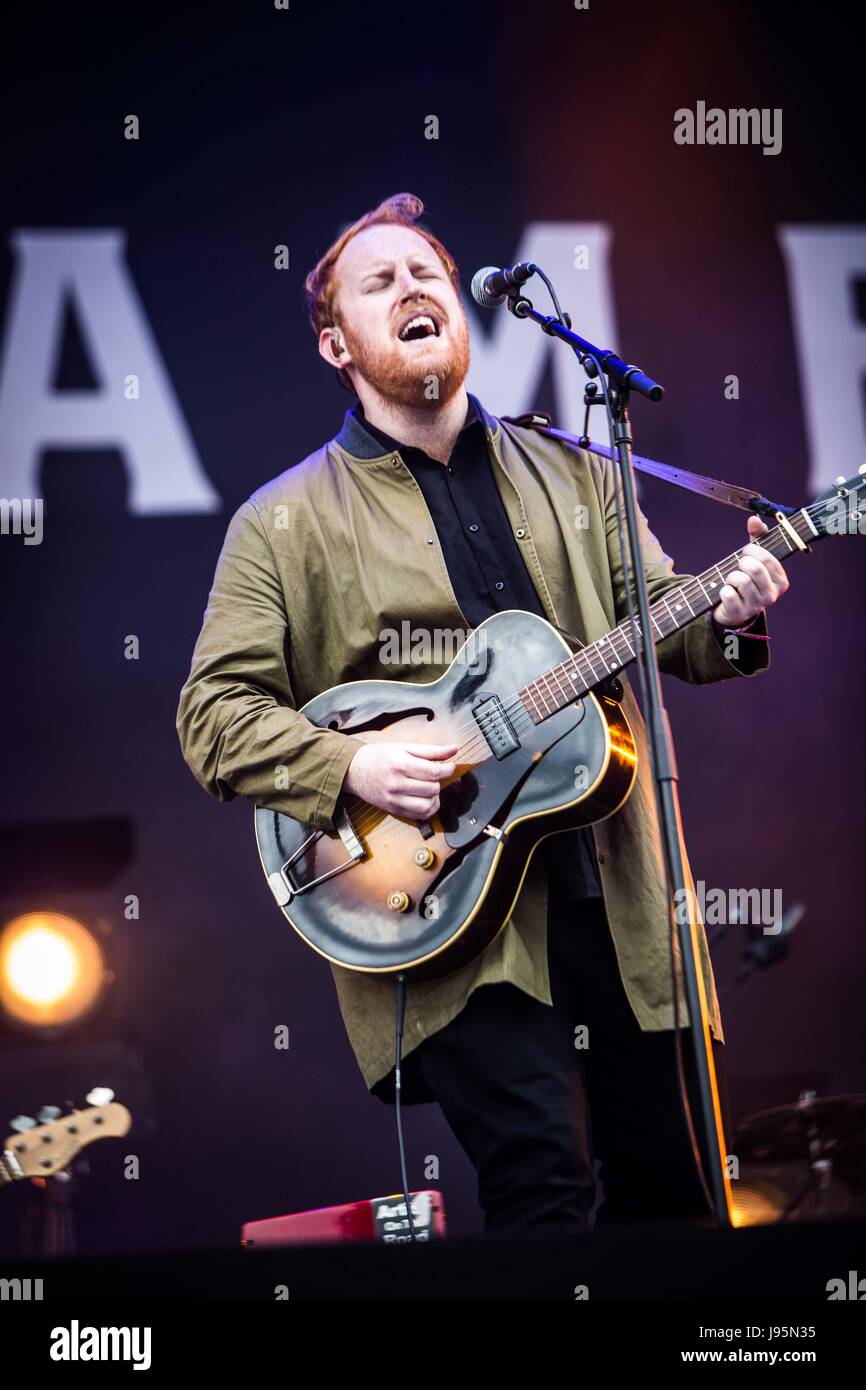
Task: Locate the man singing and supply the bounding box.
[176,193,789,1233]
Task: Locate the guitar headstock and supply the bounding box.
[807,465,866,539]
[2,1101,131,1182]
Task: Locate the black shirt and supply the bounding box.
[351,394,602,903]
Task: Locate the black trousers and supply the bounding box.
[413,895,731,1234]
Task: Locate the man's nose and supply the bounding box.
[395,267,428,299]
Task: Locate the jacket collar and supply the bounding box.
[333,391,499,460]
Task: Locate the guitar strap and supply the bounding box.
[499,411,793,659]
[500,412,796,517]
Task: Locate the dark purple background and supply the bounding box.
[0,0,863,1253]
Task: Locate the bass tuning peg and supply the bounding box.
[9,1115,37,1133]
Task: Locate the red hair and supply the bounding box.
[303,192,460,338]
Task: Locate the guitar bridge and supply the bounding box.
[267,806,366,906]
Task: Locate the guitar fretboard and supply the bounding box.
[520,507,815,722]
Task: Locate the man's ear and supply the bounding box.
[318,325,352,372]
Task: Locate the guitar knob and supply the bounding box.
[412,847,436,869]
[387,890,411,913]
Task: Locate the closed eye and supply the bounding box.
[361,263,442,292]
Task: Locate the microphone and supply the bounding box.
[471,262,537,308]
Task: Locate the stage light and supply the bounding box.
[0,911,107,1031]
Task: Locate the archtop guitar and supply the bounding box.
[255,469,864,981]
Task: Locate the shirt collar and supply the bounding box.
[334,391,493,461]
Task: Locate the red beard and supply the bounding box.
[340,309,471,408]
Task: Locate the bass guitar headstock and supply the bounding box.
[1,1096,131,1185]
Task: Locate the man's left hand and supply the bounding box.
[712,515,790,629]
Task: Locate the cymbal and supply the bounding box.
[730,1162,866,1226]
[733,1094,866,1166]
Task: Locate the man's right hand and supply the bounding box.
[343,742,459,819]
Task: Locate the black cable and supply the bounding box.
[394,974,418,1242]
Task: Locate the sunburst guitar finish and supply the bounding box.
[255,610,636,981]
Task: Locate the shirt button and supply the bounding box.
[515,528,526,539]
[447,465,455,475]
[468,523,479,533]
[494,581,504,591]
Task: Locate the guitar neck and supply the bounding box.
[520,506,816,722]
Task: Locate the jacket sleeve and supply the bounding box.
[600,453,770,684]
[176,499,366,830]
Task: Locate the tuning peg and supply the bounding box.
[9,1115,37,1133]
[859,464,866,475]
[36,1105,62,1123]
[834,475,847,485]
[85,1087,114,1107]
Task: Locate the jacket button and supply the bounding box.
[516,528,526,539]
[427,538,434,545]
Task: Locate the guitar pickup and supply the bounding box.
[472,693,520,760]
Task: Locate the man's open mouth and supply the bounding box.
[396,311,442,342]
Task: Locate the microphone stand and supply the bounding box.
[506,290,733,1227]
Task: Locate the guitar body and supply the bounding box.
[255,610,637,982]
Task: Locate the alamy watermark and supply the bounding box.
[1,1275,43,1300]
[0,497,43,544]
[821,490,866,535]
[674,102,782,157]
[675,880,783,935]
[49,1321,151,1369]
[378,622,488,672]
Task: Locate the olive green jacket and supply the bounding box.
[176,395,769,1095]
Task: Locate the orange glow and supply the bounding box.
[0,912,105,1029]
